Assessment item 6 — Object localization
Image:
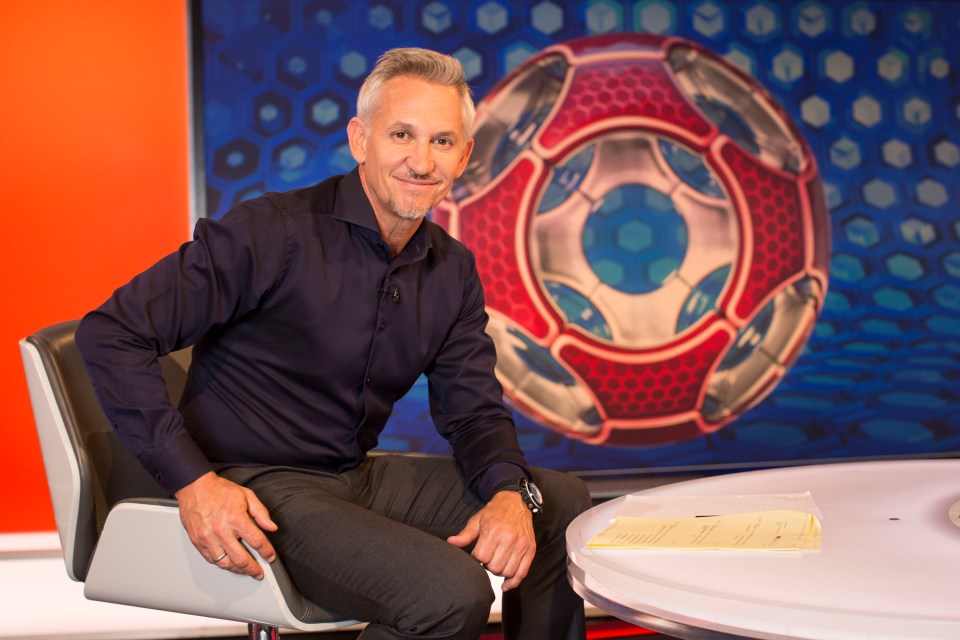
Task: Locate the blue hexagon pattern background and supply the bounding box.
[192,0,960,476]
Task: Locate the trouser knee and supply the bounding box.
[399,557,494,638]
[531,468,593,533]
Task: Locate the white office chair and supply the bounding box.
[20,320,359,639]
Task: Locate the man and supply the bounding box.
[76,47,591,639]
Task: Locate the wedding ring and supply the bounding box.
[211,550,228,563]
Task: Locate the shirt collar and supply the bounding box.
[332,168,379,232]
[333,167,433,263]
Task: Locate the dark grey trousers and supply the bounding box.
[225,454,591,639]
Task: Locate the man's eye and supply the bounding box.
[393,131,409,139]
[434,138,452,146]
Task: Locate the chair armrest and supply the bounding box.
[84,499,357,631]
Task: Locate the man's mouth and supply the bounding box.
[394,171,438,187]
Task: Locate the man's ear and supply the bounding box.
[455,137,475,179]
[346,117,366,164]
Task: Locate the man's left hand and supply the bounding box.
[446,491,535,591]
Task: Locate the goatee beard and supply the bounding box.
[389,198,430,221]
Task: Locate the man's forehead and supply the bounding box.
[364,77,466,130]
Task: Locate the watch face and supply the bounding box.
[528,482,542,505]
[522,478,543,512]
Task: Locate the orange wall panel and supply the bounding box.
[0,2,190,532]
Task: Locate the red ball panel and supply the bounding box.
[559,328,730,419]
[457,157,551,340]
[722,142,808,322]
[538,60,711,154]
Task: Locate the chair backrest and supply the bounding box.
[20,320,192,581]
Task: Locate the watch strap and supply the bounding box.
[493,478,526,493]
[492,477,543,514]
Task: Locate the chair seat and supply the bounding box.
[85,499,357,631]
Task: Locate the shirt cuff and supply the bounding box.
[138,431,214,495]
[478,461,530,502]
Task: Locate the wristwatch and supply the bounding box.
[493,477,543,515]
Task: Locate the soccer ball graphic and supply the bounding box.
[434,34,830,446]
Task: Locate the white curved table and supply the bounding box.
[567,459,960,639]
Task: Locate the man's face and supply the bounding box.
[348,76,474,224]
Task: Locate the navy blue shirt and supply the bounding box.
[76,169,529,499]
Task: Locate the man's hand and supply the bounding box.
[174,471,278,580]
[447,490,535,591]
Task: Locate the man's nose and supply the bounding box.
[407,140,433,177]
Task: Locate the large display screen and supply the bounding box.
[190,0,960,477]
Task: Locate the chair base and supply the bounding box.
[249,623,280,639]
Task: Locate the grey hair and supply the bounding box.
[357,47,476,133]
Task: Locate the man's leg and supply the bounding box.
[500,467,593,640]
[237,466,494,640]
[359,456,592,640]
[231,456,591,640]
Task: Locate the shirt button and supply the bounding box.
[365,377,371,384]
[379,323,385,330]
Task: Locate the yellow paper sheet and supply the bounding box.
[587,509,821,550]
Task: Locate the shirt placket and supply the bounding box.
[354,241,406,454]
